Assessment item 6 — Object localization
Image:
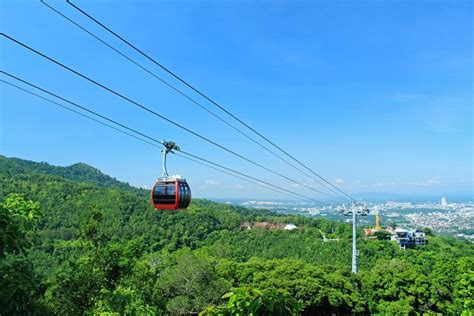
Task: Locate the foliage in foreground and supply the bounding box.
[200,287,302,316]
[0,156,473,315]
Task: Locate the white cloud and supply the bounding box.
[226,184,244,190]
[410,177,441,187]
[373,181,397,188]
[204,179,220,186]
[423,177,441,186]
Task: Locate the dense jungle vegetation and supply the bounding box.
[0,155,472,315]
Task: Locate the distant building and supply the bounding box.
[392,228,427,249]
[364,208,387,238]
[240,222,296,230]
[240,221,252,230]
[365,226,394,239]
[284,224,297,230]
[441,197,447,208]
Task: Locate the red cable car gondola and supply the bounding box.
[151,141,191,210]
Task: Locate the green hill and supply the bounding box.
[0,156,472,315]
[0,155,141,192]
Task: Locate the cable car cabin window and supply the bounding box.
[178,181,191,209]
[153,183,176,205]
[178,183,185,208]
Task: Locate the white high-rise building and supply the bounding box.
[441,197,447,207]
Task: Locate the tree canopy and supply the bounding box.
[0,156,472,315]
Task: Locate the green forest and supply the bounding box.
[0,155,473,315]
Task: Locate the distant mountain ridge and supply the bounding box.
[0,155,141,192]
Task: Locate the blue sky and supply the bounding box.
[1,0,472,200]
